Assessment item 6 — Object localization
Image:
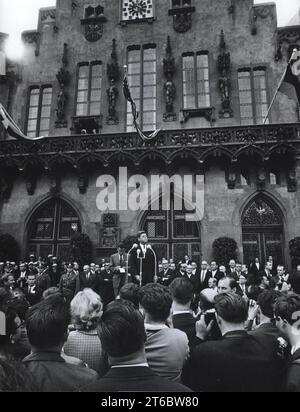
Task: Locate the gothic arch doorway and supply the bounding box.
[27,198,81,261]
[242,196,284,266]
[141,199,201,263]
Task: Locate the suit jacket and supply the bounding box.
[184,273,200,294]
[110,253,128,288]
[129,244,156,286]
[24,285,42,306]
[172,312,201,347]
[78,271,99,292]
[198,270,212,291]
[210,270,223,282]
[98,269,114,305]
[161,269,175,286]
[183,330,284,392]
[81,366,192,392]
[226,269,239,281]
[286,349,300,392]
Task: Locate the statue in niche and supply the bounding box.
[56,88,67,122]
[219,74,230,108]
[107,79,118,122]
[164,79,176,113]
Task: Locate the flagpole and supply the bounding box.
[263,50,298,124]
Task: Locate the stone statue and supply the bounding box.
[164,79,176,113]
[107,79,118,119]
[56,89,67,121]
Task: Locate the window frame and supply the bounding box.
[25,85,53,137]
[181,51,211,110]
[126,44,157,132]
[75,60,103,117]
[237,64,271,125]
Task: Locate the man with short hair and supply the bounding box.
[129,231,157,286]
[210,261,222,282]
[23,295,98,392]
[275,294,300,392]
[184,292,283,392]
[81,301,191,392]
[185,264,200,293]
[139,283,189,382]
[78,264,99,292]
[110,245,129,297]
[199,260,211,291]
[161,258,173,286]
[227,259,238,280]
[217,277,242,296]
[170,277,200,347]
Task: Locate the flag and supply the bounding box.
[0,103,45,141]
[0,51,6,76]
[279,49,300,105]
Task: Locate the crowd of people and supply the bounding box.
[1,240,300,392]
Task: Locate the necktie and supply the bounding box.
[201,271,205,283]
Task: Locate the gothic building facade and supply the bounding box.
[0,0,300,266]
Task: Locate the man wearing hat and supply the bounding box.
[128,231,157,286]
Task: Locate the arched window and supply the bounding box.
[242,197,284,266]
[141,199,201,263]
[27,199,81,261]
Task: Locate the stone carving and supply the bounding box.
[168,1,195,33]
[218,31,233,118]
[163,37,176,122]
[81,5,107,42]
[251,5,275,36]
[106,39,119,125]
[55,44,69,128]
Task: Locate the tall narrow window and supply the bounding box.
[26,86,52,137]
[182,52,210,109]
[76,62,102,116]
[126,45,156,132]
[238,67,268,125]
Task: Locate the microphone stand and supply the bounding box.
[138,249,145,287]
[148,245,158,283]
[127,244,137,284]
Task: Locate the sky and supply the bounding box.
[0,0,299,59]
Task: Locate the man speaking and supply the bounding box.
[128,231,157,286]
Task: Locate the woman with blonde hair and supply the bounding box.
[63,288,104,373]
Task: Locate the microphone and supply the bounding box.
[146,244,152,249]
[132,244,138,249]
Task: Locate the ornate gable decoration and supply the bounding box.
[242,199,282,226]
[81,5,107,42]
[121,0,154,23]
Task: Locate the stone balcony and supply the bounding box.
[0,123,299,171]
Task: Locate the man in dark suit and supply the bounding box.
[98,262,114,306]
[16,263,29,289]
[170,277,200,347]
[226,259,239,281]
[259,262,273,282]
[78,265,99,292]
[275,293,300,392]
[210,261,223,282]
[160,258,175,286]
[198,261,211,291]
[250,258,263,277]
[128,231,157,286]
[24,274,42,306]
[183,292,283,392]
[81,300,191,392]
[110,245,128,297]
[185,263,200,293]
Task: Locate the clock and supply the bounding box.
[122,0,154,21]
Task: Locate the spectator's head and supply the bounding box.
[98,301,146,361]
[247,285,263,302]
[1,274,14,289]
[199,289,218,312]
[218,277,239,295]
[179,263,187,273]
[170,277,193,308]
[73,262,79,270]
[211,262,218,271]
[162,259,169,271]
[170,263,176,271]
[275,294,300,341]
[242,264,248,273]
[219,265,226,274]
[277,265,285,276]
[239,275,247,286]
[13,288,24,300]
[27,274,36,288]
[229,260,236,269]
[42,287,61,300]
[90,263,96,272]
[119,283,140,309]
[25,295,70,351]
[186,264,193,275]
[208,277,217,289]
[236,263,242,273]
[215,292,248,335]
[83,265,90,274]
[257,290,281,321]
[191,262,197,271]
[266,262,273,271]
[259,275,270,289]
[139,283,172,323]
[71,289,102,331]
[201,261,208,270]
[0,356,39,392]
[66,264,73,273]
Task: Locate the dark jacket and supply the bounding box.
[81,366,192,392]
[285,348,300,392]
[23,351,98,392]
[78,271,99,292]
[172,312,201,347]
[183,330,284,392]
[129,245,157,286]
